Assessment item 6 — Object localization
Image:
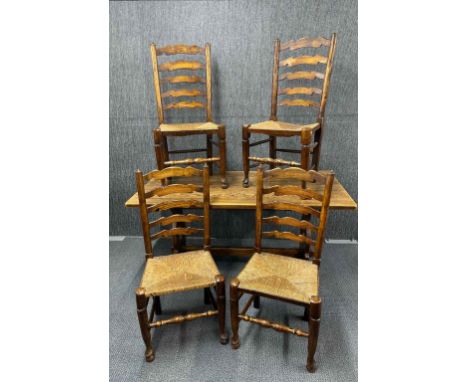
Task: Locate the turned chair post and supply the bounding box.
[218,125,228,188]
[230,278,240,349]
[216,275,228,344]
[242,125,251,187]
[307,296,322,373]
[136,287,155,362]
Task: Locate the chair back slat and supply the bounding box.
[151,227,204,241]
[160,75,205,84]
[156,44,204,56]
[150,43,213,124]
[144,183,202,198]
[262,216,318,231]
[161,89,205,99]
[270,34,337,122]
[262,230,315,246]
[136,165,210,258]
[255,166,334,266]
[280,37,331,51]
[149,214,204,228]
[263,185,324,201]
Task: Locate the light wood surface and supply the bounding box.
[125,170,357,210]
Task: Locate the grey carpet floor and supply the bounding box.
[110,238,357,382]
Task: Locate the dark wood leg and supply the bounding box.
[204,287,211,304]
[312,124,323,170]
[136,288,154,362]
[269,136,276,169]
[216,275,228,344]
[254,295,260,309]
[300,129,312,171]
[162,135,170,163]
[154,296,162,315]
[153,129,166,186]
[218,126,228,188]
[230,278,240,349]
[306,297,321,372]
[242,125,250,187]
[206,135,213,175]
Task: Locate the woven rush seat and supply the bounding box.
[248,120,320,133]
[159,122,220,133]
[237,252,319,304]
[140,250,220,297]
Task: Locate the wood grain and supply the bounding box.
[280,55,328,68]
[262,230,315,245]
[280,37,331,51]
[150,310,218,328]
[159,60,203,72]
[149,214,203,227]
[263,184,324,201]
[156,44,204,56]
[279,99,320,108]
[147,200,204,213]
[266,167,327,184]
[150,227,204,240]
[263,202,321,217]
[249,156,300,166]
[164,101,205,110]
[263,216,317,231]
[278,87,322,96]
[144,166,202,180]
[279,71,325,81]
[160,75,205,84]
[161,89,204,98]
[144,183,202,198]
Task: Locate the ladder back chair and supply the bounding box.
[150,43,228,188]
[242,34,337,187]
[135,165,228,363]
[230,166,334,372]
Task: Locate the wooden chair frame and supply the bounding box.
[135,165,228,362]
[242,34,337,187]
[151,43,228,188]
[230,166,334,372]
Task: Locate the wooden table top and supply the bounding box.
[125,170,357,210]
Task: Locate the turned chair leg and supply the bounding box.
[216,275,229,344]
[218,126,228,189]
[306,297,322,372]
[254,295,260,309]
[242,125,250,187]
[230,278,240,349]
[136,288,155,362]
[269,136,276,169]
[206,135,213,175]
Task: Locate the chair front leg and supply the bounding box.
[242,125,251,187]
[230,278,241,349]
[306,296,322,372]
[136,288,155,362]
[217,126,228,188]
[216,275,229,344]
